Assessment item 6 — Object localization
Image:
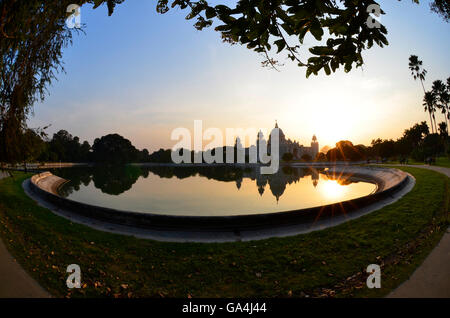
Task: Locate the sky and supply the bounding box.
[28,0,450,152]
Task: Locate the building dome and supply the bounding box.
[270,121,285,141]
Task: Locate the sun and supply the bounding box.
[321,180,347,199]
[315,108,356,147]
[291,90,369,147]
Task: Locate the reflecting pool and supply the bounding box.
[52,165,377,216]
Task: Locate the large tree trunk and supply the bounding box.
[0,86,26,164]
[433,112,438,134]
[420,79,426,94]
[447,105,450,136]
[429,112,435,134]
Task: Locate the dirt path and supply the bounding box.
[0,172,50,298]
[388,164,450,298]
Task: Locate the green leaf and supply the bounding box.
[310,19,323,41]
[274,39,286,53]
[205,7,216,19]
[309,46,334,56]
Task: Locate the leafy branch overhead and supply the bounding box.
[157,0,448,76]
[153,0,392,76]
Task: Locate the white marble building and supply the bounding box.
[266,122,319,160]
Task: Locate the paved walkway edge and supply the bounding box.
[388,165,450,298]
[0,172,51,298]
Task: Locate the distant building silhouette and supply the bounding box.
[267,121,319,160]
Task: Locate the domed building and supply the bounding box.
[267,121,319,160]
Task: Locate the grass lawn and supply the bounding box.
[0,167,448,298]
[435,157,450,168]
[388,156,450,168]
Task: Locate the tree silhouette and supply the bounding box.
[282,152,294,162]
[409,55,436,133]
[409,55,427,93]
[430,0,450,22]
[423,91,438,134]
[300,154,312,162]
[432,79,450,136]
[92,134,139,164]
[438,122,448,137]
[326,140,367,161]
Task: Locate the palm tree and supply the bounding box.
[438,122,448,137]
[423,91,437,134]
[409,55,437,132]
[447,76,450,123]
[432,112,438,134]
[432,79,450,135]
[409,55,427,93]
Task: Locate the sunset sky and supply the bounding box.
[29,0,450,152]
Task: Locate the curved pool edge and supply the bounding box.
[23,167,415,242]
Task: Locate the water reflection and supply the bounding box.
[55,165,324,200]
[56,165,143,197]
[52,165,376,216]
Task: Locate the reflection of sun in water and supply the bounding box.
[322,180,347,199]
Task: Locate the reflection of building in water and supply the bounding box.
[311,168,319,188]
[256,175,268,196]
[62,166,328,203]
[236,177,242,190]
[238,166,322,202]
[267,121,319,160]
[268,175,287,202]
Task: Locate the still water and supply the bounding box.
[53,165,377,216]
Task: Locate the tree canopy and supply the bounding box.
[430,0,450,22]
[153,0,447,75]
[92,133,140,164]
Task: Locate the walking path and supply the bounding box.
[0,171,50,298]
[388,165,450,298]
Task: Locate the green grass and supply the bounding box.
[0,167,448,298]
[388,156,450,168]
[387,160,421,165]
[435,157,450,168]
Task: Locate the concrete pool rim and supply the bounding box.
[24,166,413,239]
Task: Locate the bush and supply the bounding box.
[301,154,312,161]
[282,152,293,162]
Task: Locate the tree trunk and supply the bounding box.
[420,79,426,94]
[433,113,438,135]
[429,112,435,134]
[447,104,450,136]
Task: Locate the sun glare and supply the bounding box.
[322,180,347,199]
[306,102,358,147]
